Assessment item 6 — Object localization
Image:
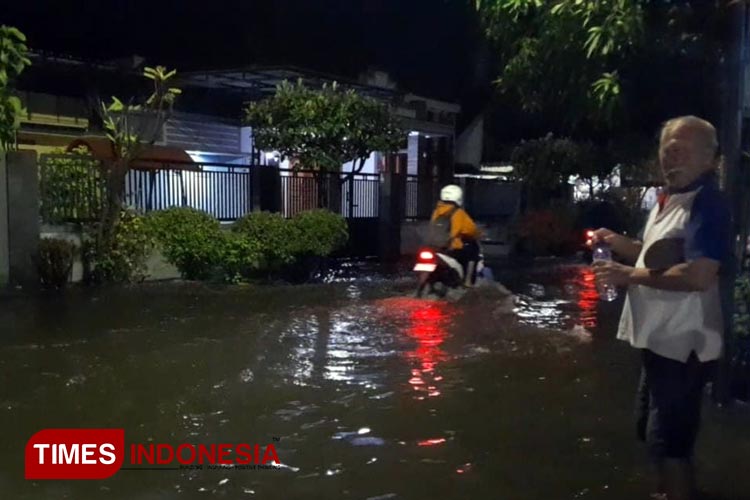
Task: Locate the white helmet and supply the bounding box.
[440,184,463,207]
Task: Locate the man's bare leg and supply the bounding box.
[464,261,476,287]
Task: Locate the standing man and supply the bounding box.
[593,116,733,500]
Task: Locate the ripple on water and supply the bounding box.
[65,374,86,387]
[238,368,254,383]
[350,437,385,447]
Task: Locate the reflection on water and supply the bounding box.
[2,270,747,499]
[511,265,604,332]
[404,301,454,400]
[374,298,458,401]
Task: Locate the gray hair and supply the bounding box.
[659,115,719,158]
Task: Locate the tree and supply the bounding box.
[89,65,181,281]
[0,25,31,151]
[511,135,595,209]
[475,0,644,133]
[244,80,403,215]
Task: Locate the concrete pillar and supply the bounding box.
[437,136,455,185]
[0,154,9,286]
[378,171,405,261]
[416,136,435,219]
[5,151,39,288]
[251,166,281,213]
[407,133,420,176]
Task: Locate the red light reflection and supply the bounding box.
[417,438,446,447]
[375,298,456,400]
[574,266,599,329]
[405,301,454,399]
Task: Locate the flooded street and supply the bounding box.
[2,263,750,499]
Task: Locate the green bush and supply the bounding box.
[232,211,298,272]
[40,148,104,224]
[291,209,348,257]
[232,209,348,278]
[144,208,348,283]
[148,207,222,280]
[35,238,77,289]
[217,232,262,283]
[82,210,154,283]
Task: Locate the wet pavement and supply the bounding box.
[1,262,749,499]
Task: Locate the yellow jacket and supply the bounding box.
[430,201,480,250]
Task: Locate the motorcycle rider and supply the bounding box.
[428,185,481,286]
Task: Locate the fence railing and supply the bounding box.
[124,164,252,221]
[39,154,385,224]
[405,175,439,220]
[39,153,105,223]
[340,173,380,218]
[279,169,380,219]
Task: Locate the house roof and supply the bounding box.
[180,65,401,102]
[67,137,198,170]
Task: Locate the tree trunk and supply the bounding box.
[91,160,128,281]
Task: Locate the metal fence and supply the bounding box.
[124,164,252,221]
[39,154,382,224]
[405,175,439,220]
[280,170,321,218]
[39,154,254,223]
[405,175,419,219]
[279,169,380,219]
[39,153,104,223]
[341,173,380,218]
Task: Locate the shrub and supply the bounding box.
[143,208,348,283]
[148,207,222,280]
[291,209,348,257]
[39,148,104,224]
[232,211,298,273]
[82,210,154,283]
[35,238,77,289]
[216,232,262,283]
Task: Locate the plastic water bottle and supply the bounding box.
[592,242,618,302]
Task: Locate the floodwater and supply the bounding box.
[1,262,749,500]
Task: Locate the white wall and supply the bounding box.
[240,126,253,154]
[342,152,378,174]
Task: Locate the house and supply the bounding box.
[18,54,465,172]
[16,52,474,222]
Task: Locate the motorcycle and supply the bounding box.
[413,247,488,298]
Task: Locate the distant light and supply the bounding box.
[480,165,514,174]
[409,131,420,136]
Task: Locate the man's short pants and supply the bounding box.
[635,349,715,461]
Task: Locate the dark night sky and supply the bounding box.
[3,0,484,102]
